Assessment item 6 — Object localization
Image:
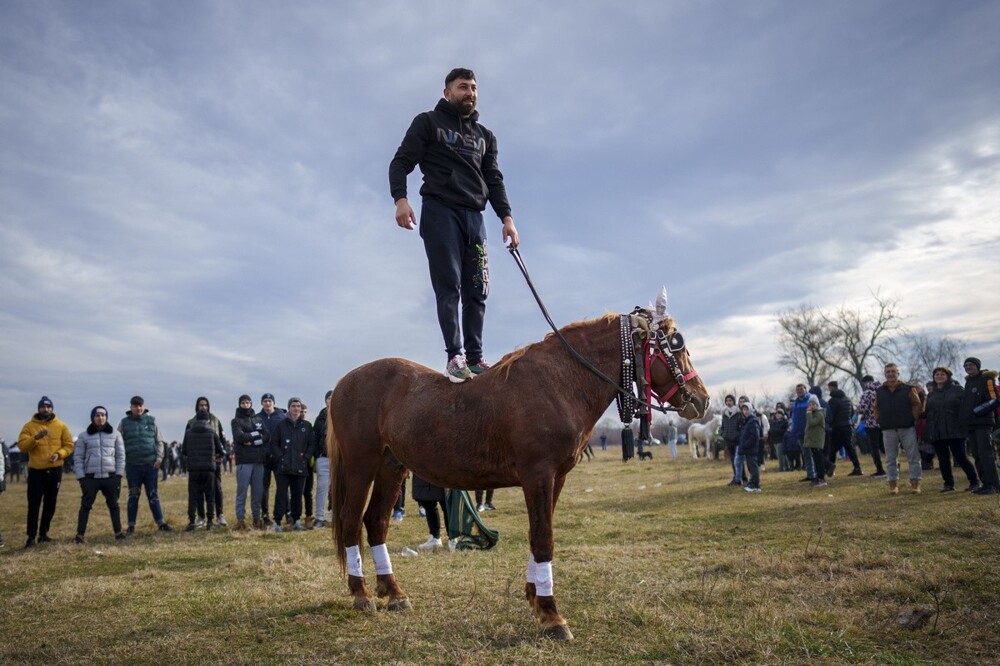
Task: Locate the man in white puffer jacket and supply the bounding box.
[73,406,126,543]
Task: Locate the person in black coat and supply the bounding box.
[826,385,863,477]
[412,474,450,550]
[231,394,270,530]
[959,358,998,495]
[738,403,762,492]
[269,398,315,531]
[181,410,225,530]
[924,367,979,492]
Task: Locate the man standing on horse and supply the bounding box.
[389,67,519,383]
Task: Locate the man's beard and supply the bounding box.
[449,96,475,116]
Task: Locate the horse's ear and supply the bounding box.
[653,286,668,324]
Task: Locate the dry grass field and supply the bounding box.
[1,448,999,665]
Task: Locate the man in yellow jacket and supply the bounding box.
[17,396,74,547]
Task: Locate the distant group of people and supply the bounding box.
[714,356,998,496]
[0,392,339,548]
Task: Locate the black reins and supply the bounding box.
[508,246,680,415]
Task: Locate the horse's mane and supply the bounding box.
[493,313,619,374]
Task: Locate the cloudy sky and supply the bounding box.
[2,0,998,439]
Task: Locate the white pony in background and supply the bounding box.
[686,414,721,459]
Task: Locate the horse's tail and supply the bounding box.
[327,408,348,576]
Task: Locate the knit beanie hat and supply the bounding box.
[38,396,53,410]
[964,357,982,371]
[238,394,253,405]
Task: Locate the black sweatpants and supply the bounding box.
[187,470,216,523]
[273,474,306,526]
[26,467,62,539]
[77,475,122,536]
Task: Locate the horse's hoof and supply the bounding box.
[352,597,377,613]
[387,597,412,612]
[541,623,574,640]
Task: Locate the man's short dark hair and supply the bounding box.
[827,381,838,389]
[445,67,476,86]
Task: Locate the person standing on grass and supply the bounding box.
[231,394,270,530]
[788,384,813,480]
[182,409,226,531]
[960,357,999,495]
[72,406,126,543]
[186,397,229,527]
[924,367,979,493]
[874,363,923,495]
[739,403,762,492]
[413,474,450,551]
[118,396,173,534]
[269,398,315,532]
[720,395,740,479]
[827,383,863,477]
[0,435,6,549]
[804,394,828,488]
[256,393,285,526]
[389,67,519,382]
[17,396,74,547]
[857,375,887,478]
[311,391,333,528]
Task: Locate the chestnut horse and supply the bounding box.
[327,302,709,639]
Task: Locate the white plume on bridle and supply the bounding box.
[650,286,669,327]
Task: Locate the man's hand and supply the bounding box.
[395,198,417,230]
[153,461,161,470]
[49,453,59,463]
[34,429,48,440]
[502,217,519,249]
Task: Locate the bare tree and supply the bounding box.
[776,305,839,386]
[899,333,967,383]
[819,291,907,390]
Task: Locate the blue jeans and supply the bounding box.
[314,457,331,520]
[420,197,488,362]
[126,464,165,527]
[235,463,264,522]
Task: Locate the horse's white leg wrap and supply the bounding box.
[346,545,363,578]
[371,543,393,575]
[527,552,538,585]
[535,560,553,597]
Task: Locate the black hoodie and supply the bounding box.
[389,98,512,218]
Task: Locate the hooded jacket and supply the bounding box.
[185,397,228,445]
[827,389,854,430]
[231,407,269,466]
[804,405,826,450]
[18,413,74,470]
[182,416,225,472]
[738,406,761,454]
[389,98,512,218]
[961,369,998,429]
[720,405,741,441]
[74,422,125,479]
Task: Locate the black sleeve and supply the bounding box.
[388,113,430,202]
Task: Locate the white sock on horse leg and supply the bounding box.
[372,543,393,575]
[347,545,363,578]
[535,561,553,596]
[527,552,538,585]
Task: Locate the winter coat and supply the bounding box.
[17,413,75,470]
[803,409,826,450]
[231,408,269,466]
[738,414,761,454]
[118,411,164,466]
[961,370,998,429]
[270,416,315,477]
[181,420,225,472]
[412,474,445,502]
[720,406,741,441]
[768,416,789,444]
[73,423,125,479]
[789,395,811,437]
[313,407,329,459]
[923,381,965,441]
[827,389,854,430]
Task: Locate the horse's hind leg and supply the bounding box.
[366,452,411,611]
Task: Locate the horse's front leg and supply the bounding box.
[522,472,573,640]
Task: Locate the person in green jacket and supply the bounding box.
[804,394,827,489]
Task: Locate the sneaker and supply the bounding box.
[799,477,815,483]
[418,506,426,518]
[483,503,496,511]
[115,532,127,541]
[73,535,86,544]
[448,537,458,552]
[271,523,282,533]
[813,480,828,488]
[235,520,248,532]
[871,472,887,479]
[468,359,492,375]
[940,486,955,493]
[312,519,327,530]
[25,537,35,549]
[195,517,205,527]
[392,510,404,522]
[205,523,214,531]
[743,486,756,493]
[293,520,307,532]
[0,535,5,549]
[185,523,197,532]
[726,480,741,487]
[38,534,52,544]
[446,355,473,383]
[126,525,135,535]
[418,535,442,551]
[973,485,997,495]
[158,522,173,532]
[216,515,228,527]
[967,483,981,493]
[262,516,273,526]
[477,504,486,512]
